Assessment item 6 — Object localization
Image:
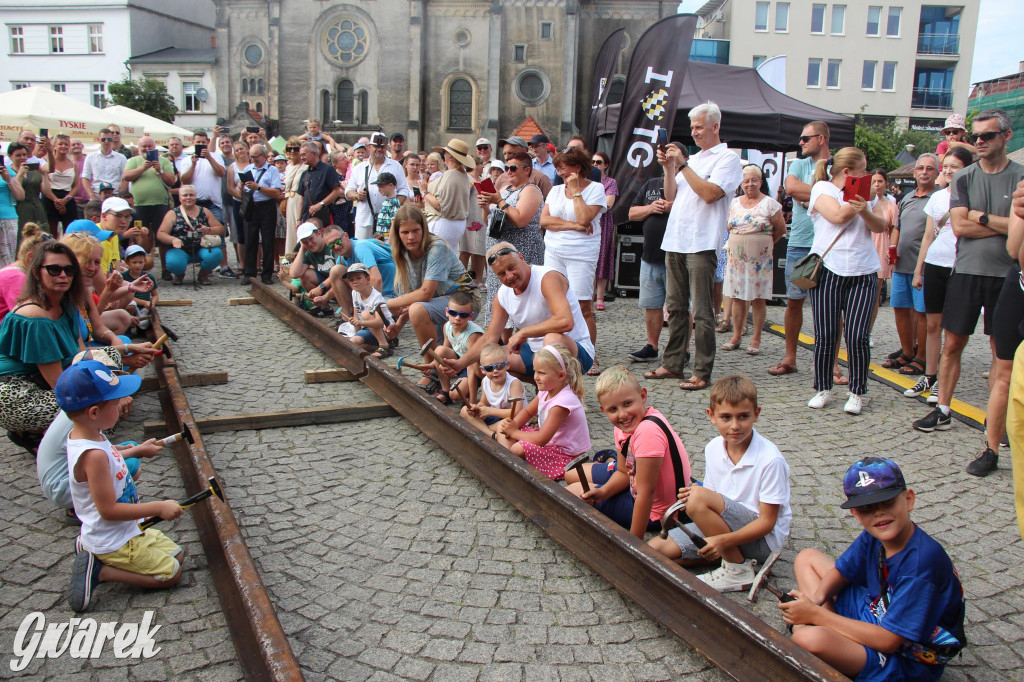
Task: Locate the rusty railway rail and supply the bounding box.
[248,280,846,681]
[148,306,304,681]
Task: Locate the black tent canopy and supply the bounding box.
[595,62,854,152]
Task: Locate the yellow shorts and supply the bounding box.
[97,529,182,581]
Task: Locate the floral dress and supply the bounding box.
[485,182,546,307]
[594,175,619,281]
[723,195,781,301]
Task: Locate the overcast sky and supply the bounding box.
[970,0,1022,83]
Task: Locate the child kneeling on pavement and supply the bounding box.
[648,374,792,591]
[781,457,966,680]
[57,361,185,612]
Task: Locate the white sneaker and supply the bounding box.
[807,390,833,409]
[698,559,756,592]
[844,393,863,415]
[337,322,356,336]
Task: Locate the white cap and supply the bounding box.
[101,197,132,214]
[296,222,318,241]
[124,244,147,258]
[487,160,506,172]
[475,138,492,147]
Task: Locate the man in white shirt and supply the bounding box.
[19,130,48,168]
[180,130,226,223]
[345,132,410,239]
[81,129,128,201]
[647,102,743,391]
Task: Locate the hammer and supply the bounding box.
[450,377,471,404]
[564,453,591,493]
[508,396,523,421]
[762,582,796,604]
[747,550,783,602]
[139,476,224,530]
[658,500,707,549]
[419,338,443,366]
[370,302,398,348]
[152,333,170,350]
[396,356,432,373]
[155,423,194,448]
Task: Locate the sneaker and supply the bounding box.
[698,559,756,592]
[904,375,936,398]
[912,407,952,433]
[807,390,833,409]
[161,270,172,282]
[628,344,659,363]
[68,549,102,612]
[844,393,863,415]
[927,392,939,406]
[966,448,998,477]
[337,322,356,336]
[219,266,240,279]
[1001,433,1010,448]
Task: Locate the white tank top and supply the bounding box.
[482,375,523,409]
[67,436,142,554]
[49,165,76,191]
[496,265,595,356]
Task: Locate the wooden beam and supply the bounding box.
[157,299,193,306]
[304,368,358,383]
[228,297,258,306]
[143,402,397,437]
[140,371,229,391]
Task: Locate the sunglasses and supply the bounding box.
[591,159,604,165]
[286,146,300,152]
[328,238,345,248]
[799,135,820,143]
[100,138,113,142]
[481,360,508,373]
[446,307,473,319]
[42,264,75,276]
[506,165,521,172]
[487,247,518,265]
[976,130,1005,142]
[477,145,491,150]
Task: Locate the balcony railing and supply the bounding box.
[917,33,959,56]
[912,87,953,110]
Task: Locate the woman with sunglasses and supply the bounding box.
[226,142,251,267]
[157,184,226,285]
[590,151,619,311]
[282,137,308,254]
[0,223,49,323]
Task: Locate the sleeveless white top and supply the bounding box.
[68,436,141,554]
[482,375,523,409]
[49,165,76,191]
[496,264,595,356]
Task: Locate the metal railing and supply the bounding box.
[912,87,953,110]
[917,33,959,55]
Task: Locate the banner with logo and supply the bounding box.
[585,28,625,153]
[608,14,698,224]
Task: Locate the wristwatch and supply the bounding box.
[572,192,583,199]
[979,212,990,226]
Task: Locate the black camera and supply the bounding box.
[370,133,387,147]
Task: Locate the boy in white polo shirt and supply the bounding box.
[648,374,791,591]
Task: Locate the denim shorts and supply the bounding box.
[667,494,772,564]
[785,245,811,300]
[520,341,593,376]
[890,272,926,313]
[638,260,667,309]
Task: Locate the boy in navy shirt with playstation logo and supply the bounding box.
[781,457,966,680]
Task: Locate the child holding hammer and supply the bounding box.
[461,343,524,435]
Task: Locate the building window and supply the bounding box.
[91,83,106,107]
[244,44,263,66]
[754,2,769,31]
[359,91,368,125]
[52,83,66,93]
[257,78,264,94]
[882,61,897,90]
[321,18,369,67]
[183,81,201,112]
[453,29,471,48]
[447,78,473,130]
[249,78,256,94]
[862,61,876,89]
[513,44,526,62]
[775,3,789,32]
[753,55,767,68]
[827,59,841,88]
[10,26,24,54]
[337,80,354,123]
[831,6,845,35]
[866,7,881,36]
[807,58,821,87]
[49,26,64,54]
[242,79,248,94]
[514,69,549,106]
[13,83,28,90]
[886,7,901,37]
[321,90,331,124]
[912,66,953,109]
[256,102,262,113]
[540,22,553,40]
[88,24,103,53]
[810,5,825,34]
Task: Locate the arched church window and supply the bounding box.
[321,90,331,124]
[242,79,248,94]
[257,79,264,94]
[337,80,354,124]
[359,91,368,126]
[448,78,473,130]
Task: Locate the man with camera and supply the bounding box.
[240,144,284,284]
[181,130,227,223]
[81,129,127,202]
[123,136,176,257]
[344,132,410,240]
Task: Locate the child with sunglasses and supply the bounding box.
[430,290,483,404]
[461,343,524,436]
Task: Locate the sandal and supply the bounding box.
[433,392,452,405]
[587,360,601,376]
[595,300,605,311]
[747,345,761,355]
[6,430,42,456]
[767,363,798,376]
[679,377,709,391]
[371,346,393,359]
[644,367,679,380]
[881,352,913,370]
[833,370,850,385]
[899,357,926,376]
[721,341,739,351]
[715,320,732,334]
[593,449,617,464]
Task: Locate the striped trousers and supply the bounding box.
[809,267,878,395]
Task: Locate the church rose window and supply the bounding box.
[322,19,368,67]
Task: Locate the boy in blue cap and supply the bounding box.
[56,361,184,612]
[781,457,966,680]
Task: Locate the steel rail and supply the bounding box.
[248,280,845,681]
[149,306,305,681]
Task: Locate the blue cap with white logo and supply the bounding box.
[840,457,907,509]
[55,361,141,412]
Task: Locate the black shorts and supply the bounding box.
[993,265,1024,361]
[43,189,79,224]
[923,263,952,315]
[941,272,1004,337]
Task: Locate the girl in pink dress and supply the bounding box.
[496,343,590,479]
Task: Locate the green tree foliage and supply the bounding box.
[854,118,898,171]
[105,77,178,122]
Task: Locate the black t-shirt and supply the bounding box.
[632,178,669,265]
[299,161,341,220]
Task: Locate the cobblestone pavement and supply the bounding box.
[2,271,1021,680]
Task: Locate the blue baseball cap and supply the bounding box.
[55,361,141,412]
[840,457,907,509]
[65,219,115,243]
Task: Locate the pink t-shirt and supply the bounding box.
[935,140,949,156]
[537,384,590,455]
[0,266,27,322]
[613,407,690,522]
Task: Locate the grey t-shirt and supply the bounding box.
[894,188,937,274]
[401,239,465,297]
[950,160,1024,277]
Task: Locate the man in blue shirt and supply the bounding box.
[312,229,397,315]
[241,144,283,284]
[529,134,557,184]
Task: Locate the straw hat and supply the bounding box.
[431,138,476,170]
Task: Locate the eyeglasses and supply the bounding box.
[976,130,1006,142]
[799,135,821,143]
[476,145,490,150]
[480,361,508,372]
[506,165,521,172]
[445,307,473,319]
[41,264,75,276]
[487,247,518,265]
[328,238,345,248]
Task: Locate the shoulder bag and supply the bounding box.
[789,228,845,291]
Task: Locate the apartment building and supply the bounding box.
[691,0,979,130]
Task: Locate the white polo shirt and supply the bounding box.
[660,142,743,255]
[702,428,791,553]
